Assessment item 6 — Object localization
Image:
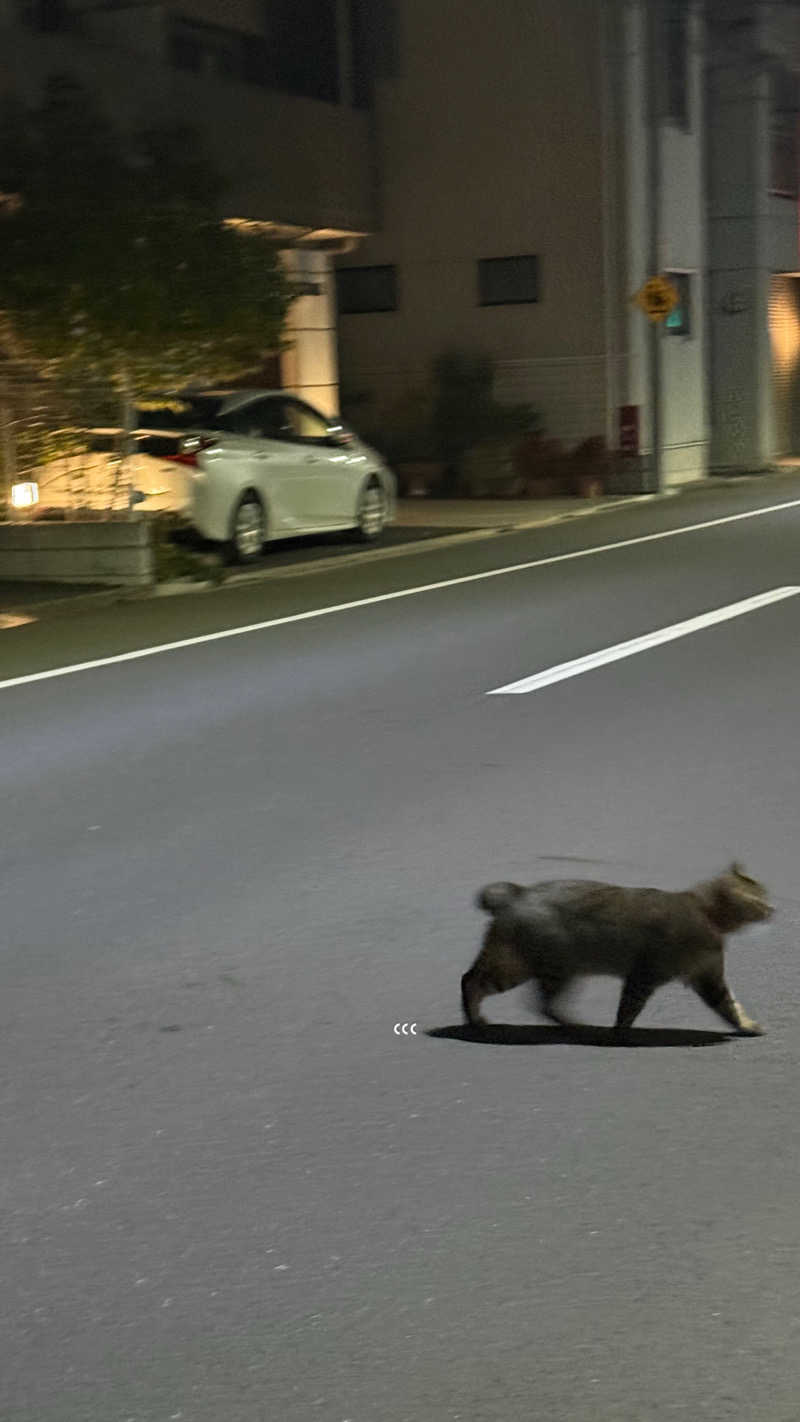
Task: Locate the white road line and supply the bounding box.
[488,586,800,695]
[2,496,800,693]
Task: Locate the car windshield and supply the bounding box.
[134,394,230,430]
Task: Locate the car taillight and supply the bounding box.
[164,435,218,467]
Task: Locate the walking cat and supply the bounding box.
[461,863,771,1035]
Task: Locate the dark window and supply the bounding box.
[664,271,691,336]
[168,18,247,81]
[243,36,270,86]
[268,0,340,103]
[229,398,293,440]
[350,0,372,108]
[350,0,397,108]
[664,0,689,128]
[770,68,799,199]
[478,255,539,307]
[214,42,242,81]
[20,0,71,31]
[336,265,398,314]
[167,7,340,99]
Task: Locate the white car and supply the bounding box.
[131,388,396,563]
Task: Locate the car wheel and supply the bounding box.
[355,478,387,542]
[228,491,265,564]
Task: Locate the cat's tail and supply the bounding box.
[475,881,525,915]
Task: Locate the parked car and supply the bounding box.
[102,389,396,563]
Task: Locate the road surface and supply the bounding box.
[3,478,800,1422]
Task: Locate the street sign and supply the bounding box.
[633,275,679,322]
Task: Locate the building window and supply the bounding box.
[664,0,690,128]
[168,19,249,80]
[350,0,398,109]
[243,37,270,87]
[665,271,691,336]
[268,0,340,104]
[19,0,71,31]
[336,265,397,314]
[167,6,340,100]
[770,68,799,199]
[478,255,539,307]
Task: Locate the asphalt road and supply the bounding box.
[3,476,800,1422]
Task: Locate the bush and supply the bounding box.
[370,385,438,466]
[564,436,611,496]
[512,433,569,496]
[151,515,226,584]
[431,351,538,476]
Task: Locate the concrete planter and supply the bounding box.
[0,518,154,587]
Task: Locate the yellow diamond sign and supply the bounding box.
[633,276,679,322]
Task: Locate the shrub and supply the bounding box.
[564,436,611,496]
[512,433,570,496]
[431,351,538,475]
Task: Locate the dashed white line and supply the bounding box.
[2,496,800,693]
[487,586,800,694]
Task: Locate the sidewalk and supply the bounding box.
[394,493,650,529]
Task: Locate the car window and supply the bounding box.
[229,398,293,440]
[283,401,331,443]
[135,395,228,430]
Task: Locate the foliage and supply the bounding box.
[152,516,228,585]
[563,436,611,495]
[430,350,539,470]
[0,76,293,402]
[368,384,438,465]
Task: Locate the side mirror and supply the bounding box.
[327,425,353,447]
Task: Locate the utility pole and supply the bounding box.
[645,0,663,493]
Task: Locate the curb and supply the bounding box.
[216,526,500,586]
[0,487,687,616]
[146,492,662,598]
[0,585,130,619]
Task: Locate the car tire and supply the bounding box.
[354,478,387,543]
[227,491,265,565]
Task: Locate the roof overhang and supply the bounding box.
[223,218,368,255]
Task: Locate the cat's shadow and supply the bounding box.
[427,1022,734,1048]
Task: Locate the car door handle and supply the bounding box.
[305,456,320,465]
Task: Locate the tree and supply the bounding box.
[0,75,293,500]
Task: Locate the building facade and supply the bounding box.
[336,0,800,483]
[2,0,799,481]
[0,0,382,415]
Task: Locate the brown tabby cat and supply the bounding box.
[461,863,771,1035]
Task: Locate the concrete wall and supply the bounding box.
[621,0,708,485]
[707,1,800,470]
[0,520,154,586]
[337,0,608,446]
[768,196,800,274]
[706,50,773,470]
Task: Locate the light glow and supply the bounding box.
[770,278,800,374]
[10,482,39,508]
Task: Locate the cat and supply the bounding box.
[461,863,771,1035]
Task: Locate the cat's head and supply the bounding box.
[706,862,774,931]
